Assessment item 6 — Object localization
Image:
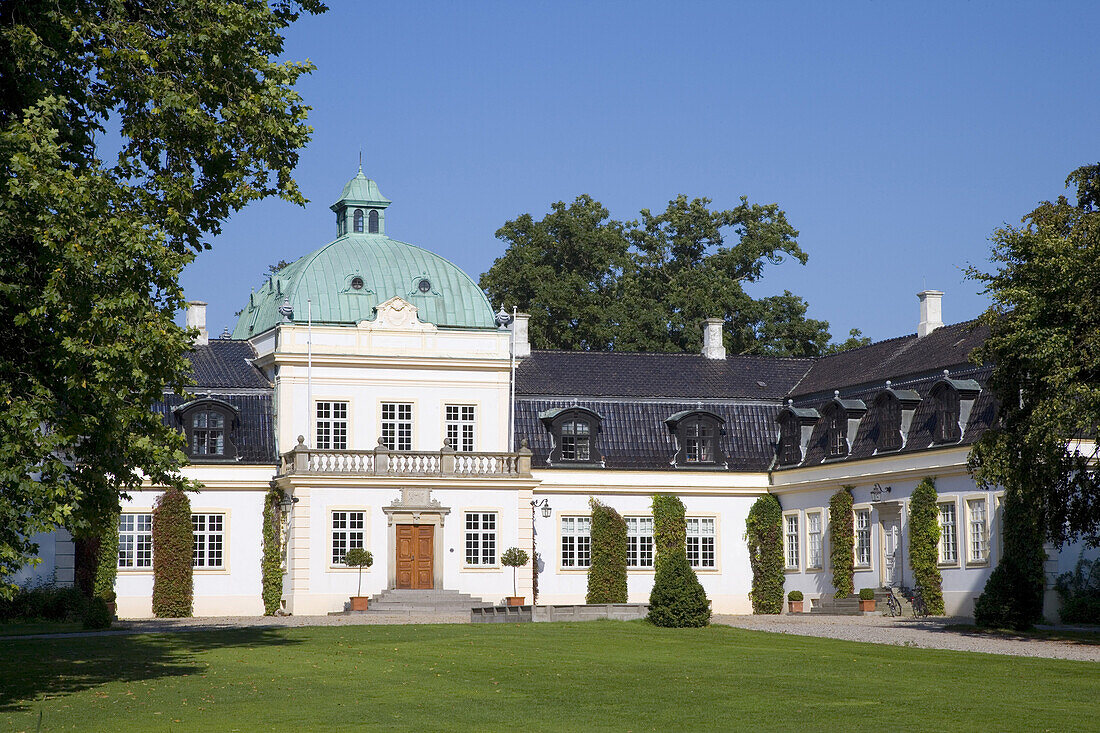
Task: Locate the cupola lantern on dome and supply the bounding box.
[331,164,391,236]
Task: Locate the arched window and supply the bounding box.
[777,414,802,465]
[876,393,902,452]
[932,383,962,443]
[175,399,239,461]
[368,209,379,233]
[353,209,364,233]
[539,407,603,465]
[828,406,848,458]
[664,410,725,466]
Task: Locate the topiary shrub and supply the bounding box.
[829,488,855,598]
[648,551,710,627]
[652,494,687,574]
[261,489,284,616]
[94,505,120,603]
[745,494,783,614]
[152,488,193,618]
[1054,556,1100,624]
[975,489,1047,630]
[586,498,627,604]
[859,587,876,601]
[501,547,529,598]
[343,547,374,598]
[908,477,944,614]
[81,596,112,630]
[787,590,803,602]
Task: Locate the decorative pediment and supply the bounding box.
[358,296,437,333]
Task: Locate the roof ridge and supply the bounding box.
[815,317,982,358]
[527,349,814,362]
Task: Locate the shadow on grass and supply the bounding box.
[0,627,300,712]
[936,622,1100,646]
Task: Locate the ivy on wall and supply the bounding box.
[586,498,627,604]
[94,505,120,602]
[152,488,193,618]
[261,489,284,616]
[745,494,784,614]
[908,477,945,614]
[649,494,709,626]
[652,494,687,574]
[829,487,854,598]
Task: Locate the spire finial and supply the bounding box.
[358,148,363,174]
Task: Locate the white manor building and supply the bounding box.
[16,169,1095,619]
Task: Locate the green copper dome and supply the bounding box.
[231,171,496,337]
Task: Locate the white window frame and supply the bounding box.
[806,510,824,570]
[625,516,655,569]
[854,507,872,568]
[966,497,989,565]
[464,511,498,566]
[192,512,226,570]
[330,509,367,567]
[117,513,153,570]
[381,402,413,451]
[783,511,801,571]
[938,500,959,565]
[560,515,592,569]
[445,404,476,452]
[686,516,717,570]
[315,400,348,450]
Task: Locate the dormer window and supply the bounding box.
[827,407,847,458]
[539,407,603,465]
[820,395,867,460]
[778,416,802,464]
[353,208,364,233]
[932,383,962,443]
[368,209,380,233]
[876,393,902,452]
[665,410,726,466]
[175,399,239,461]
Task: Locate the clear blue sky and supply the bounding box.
[181,1,1100,345]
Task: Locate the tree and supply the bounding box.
[480,194,856,356]
[0,0,324,594]
[967,164,1100,627]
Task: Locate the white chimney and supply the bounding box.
[702,318,726,359]
[917,290,944,337]
[186,301,209,346]
[510,312,531,358]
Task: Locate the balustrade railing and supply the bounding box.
[280,437,531,477]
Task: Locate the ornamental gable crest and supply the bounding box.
[360,296,436,332]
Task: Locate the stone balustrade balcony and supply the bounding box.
[279,437,533,478]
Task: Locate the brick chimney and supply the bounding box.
[917,290,944,337]
[702,318,726,360]
[186,301,209,346]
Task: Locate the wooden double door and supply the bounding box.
[396,524,434,589]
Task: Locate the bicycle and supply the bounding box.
[883,590,902,617]
[910,586,928,618]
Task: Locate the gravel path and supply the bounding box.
[712,614,1100,662]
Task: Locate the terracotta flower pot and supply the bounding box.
[506,596,525,607]
[788,600,804,613]
[350,596,369,611]
[859,599,876,612]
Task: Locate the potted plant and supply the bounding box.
[859,587,876,612]
[99,589,117,619]
[501,547,530,606]
[787,589,804,613]
[344,547,373,611]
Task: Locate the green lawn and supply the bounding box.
[1,622,1096,732]
[0,622,84,638]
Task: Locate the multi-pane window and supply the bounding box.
[686,517,716,569]
[368,209,379,233]
[939,503,958,563]
[807,511,823,569]
[854,509,871,567]
[784,514,800,569]
[191,411,225,456]
[118,514,153,568]
[192,514,224,568]
[968,499,988,563]
[353,208,364,232]
[778,417,801,465]
[684,420,715,463]
[935,387,961,443]
[316,401,348,450]
[331,511,365,565]
[561,516,592,568]
[465,512,497,565]
[626,517,655,568]
[829,409,847,457]
[878,396,902,451]
[381,403,413,451]
[560,420,591,461]
[445,405,476,452]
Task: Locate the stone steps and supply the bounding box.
[810,589,894,616]
[333,588,494,615]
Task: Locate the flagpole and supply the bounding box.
[307,298,313,446]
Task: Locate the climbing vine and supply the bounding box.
[652,494,687,574]
[93,505,120,602]
[152,488,193,618]
[829,487,854,598]
[586,498,627,603]
[745,494,784,614]
[262,489,284,616]
[908,477,945,614]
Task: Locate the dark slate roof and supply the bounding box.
[783,364,995,468]
[154,393,277,464]
[186,340,270,389]
[516,399,781,471]
[790,320,989,399]
[517,351,813,400]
